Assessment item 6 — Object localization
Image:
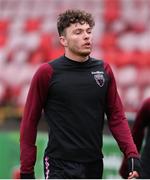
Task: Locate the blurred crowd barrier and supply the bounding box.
[0,0,150,124]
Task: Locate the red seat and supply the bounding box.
[103,0,121,23]
[39,33,53,61]
[28,49,46,65]
[24,19,41,32]
[0,34,7,47]
[99,32,117,50]
[50,46,64,60]
[0,19,9,33]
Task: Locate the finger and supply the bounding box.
[128,173,134,179]
[128,171,139,179]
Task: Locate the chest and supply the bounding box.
[49,66,109,102]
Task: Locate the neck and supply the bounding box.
[65,51,89,62]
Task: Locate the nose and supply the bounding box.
[83,32,90,39]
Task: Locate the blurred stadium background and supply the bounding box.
[0,0,150,178]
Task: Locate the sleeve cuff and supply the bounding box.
[20,172,35,179]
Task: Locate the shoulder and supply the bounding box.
[90,57,104,66]
[141,98,150,112]
[33,63,53,81]
[94,58,114,76]
[143,98,150,106]
[91,57,112,70]
[49,56,64,68]
[103,61,113,73]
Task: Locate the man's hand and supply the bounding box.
[127,157,141,179]
[128,171,139,179]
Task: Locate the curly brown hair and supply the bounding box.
[57,9,95,36]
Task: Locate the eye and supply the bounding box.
[74,29,82,34]
[87,29,92,34]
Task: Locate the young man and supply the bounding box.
[20,9,141,179]
[120,97,150,178]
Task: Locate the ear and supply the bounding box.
[59,36,68,47]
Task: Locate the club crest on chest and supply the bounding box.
[91,71,105,87]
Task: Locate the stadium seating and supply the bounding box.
[0,0,150,120]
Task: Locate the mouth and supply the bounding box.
[83,42,91,48]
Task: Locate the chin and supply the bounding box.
[79,51,91,57]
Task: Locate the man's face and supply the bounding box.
[60,23,93,57]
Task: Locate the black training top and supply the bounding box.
[44,56,108,161]
[20,55,139,174]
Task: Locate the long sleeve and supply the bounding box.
[119,98,150,178]
[132,98,150,152]
[20,63,53,174]
[104,62,139,158]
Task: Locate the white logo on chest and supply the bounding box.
[91,71,105,87]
